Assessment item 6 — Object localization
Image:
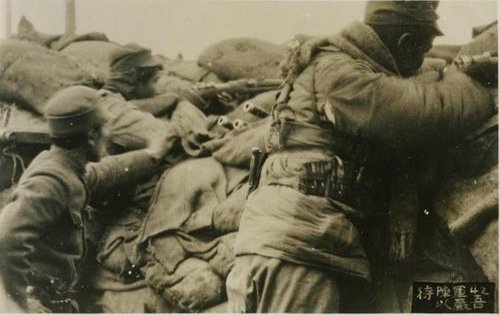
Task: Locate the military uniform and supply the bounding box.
[0,86,162,312]
[227,5,495,313]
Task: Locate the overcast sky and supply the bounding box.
[1,0,498,59]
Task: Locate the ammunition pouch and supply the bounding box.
[298,158,360,204]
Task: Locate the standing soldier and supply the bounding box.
[0,86,174,312]
[226,1,496,312]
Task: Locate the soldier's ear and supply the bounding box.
[397,32,416,53]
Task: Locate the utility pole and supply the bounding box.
[4,0,12,38]
[65,0,76,35]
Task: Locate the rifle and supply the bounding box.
[192,78,282,99]
[0,129,52,145]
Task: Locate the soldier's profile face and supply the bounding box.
[398,33,436,76]
[134,68,160,99]
[86,126,105,162]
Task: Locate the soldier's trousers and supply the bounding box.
[226,254,341,313]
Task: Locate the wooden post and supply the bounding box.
[65,0,76,35]
[4,0,12,38]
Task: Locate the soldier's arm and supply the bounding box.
[316,56,496,151]
[86,124,176,201]
[85,150,158,202]
[0,176,68,309]
[129,93,178,116]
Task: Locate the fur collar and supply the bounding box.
[328,21,401,75]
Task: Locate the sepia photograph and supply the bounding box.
[0,0,497,313]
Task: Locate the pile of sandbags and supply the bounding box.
[198,37,286,80]
[460,21,498,55]
[0,39,101,114]
[61,40,121,81]
[14,16,109,51]
[133,157,248,311]
[431,22,498,282]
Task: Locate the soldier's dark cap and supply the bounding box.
[45,86,103,138]
[364,1,444,36]
[108,43,163,73]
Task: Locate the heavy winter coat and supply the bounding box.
[234,22,495,280]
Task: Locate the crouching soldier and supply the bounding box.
[0,86,175,312]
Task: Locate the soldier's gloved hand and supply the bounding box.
[454,51,498,87]
[180,88,209,111]
[216,91,247,111]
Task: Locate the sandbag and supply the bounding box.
[144,257,224,312]
[207,232,237,279]
[95,286,173,313]
[154,74,193,95]
[469,221,498,282]
[198,37,286,80]
[0,187,14,213]
[211,117,270,168]
[13,16,109,51]
[61,40,122,82]
[13,16,61,48]
[162,58,221,83]
[168,100,213,156]
[0,40,100,114]
[51,32,109,51]
[432,119,498,281]
[212,184,248,235]
[459,21,497,55]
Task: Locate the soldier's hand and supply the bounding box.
[180,88,209,111]
[454,51,498,87]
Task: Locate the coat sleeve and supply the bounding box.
[0,175,69,308]
[85,150,157,203]
[315,55,496,151]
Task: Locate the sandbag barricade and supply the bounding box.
[131,158,247,312]
[0,40,101,114]
[198,37,286,80]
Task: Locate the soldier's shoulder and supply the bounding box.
[313,46,354,71]
[24,150,84,188]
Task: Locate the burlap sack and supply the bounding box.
[13,16,61,48]
[61,40,122,82]
[0,40,100,114]
[459,21,497,55]
[144,257,224,312]
[154,74,193,96]
[162,58,220,83]
[198,37,286,80]
[211,117,270,168]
